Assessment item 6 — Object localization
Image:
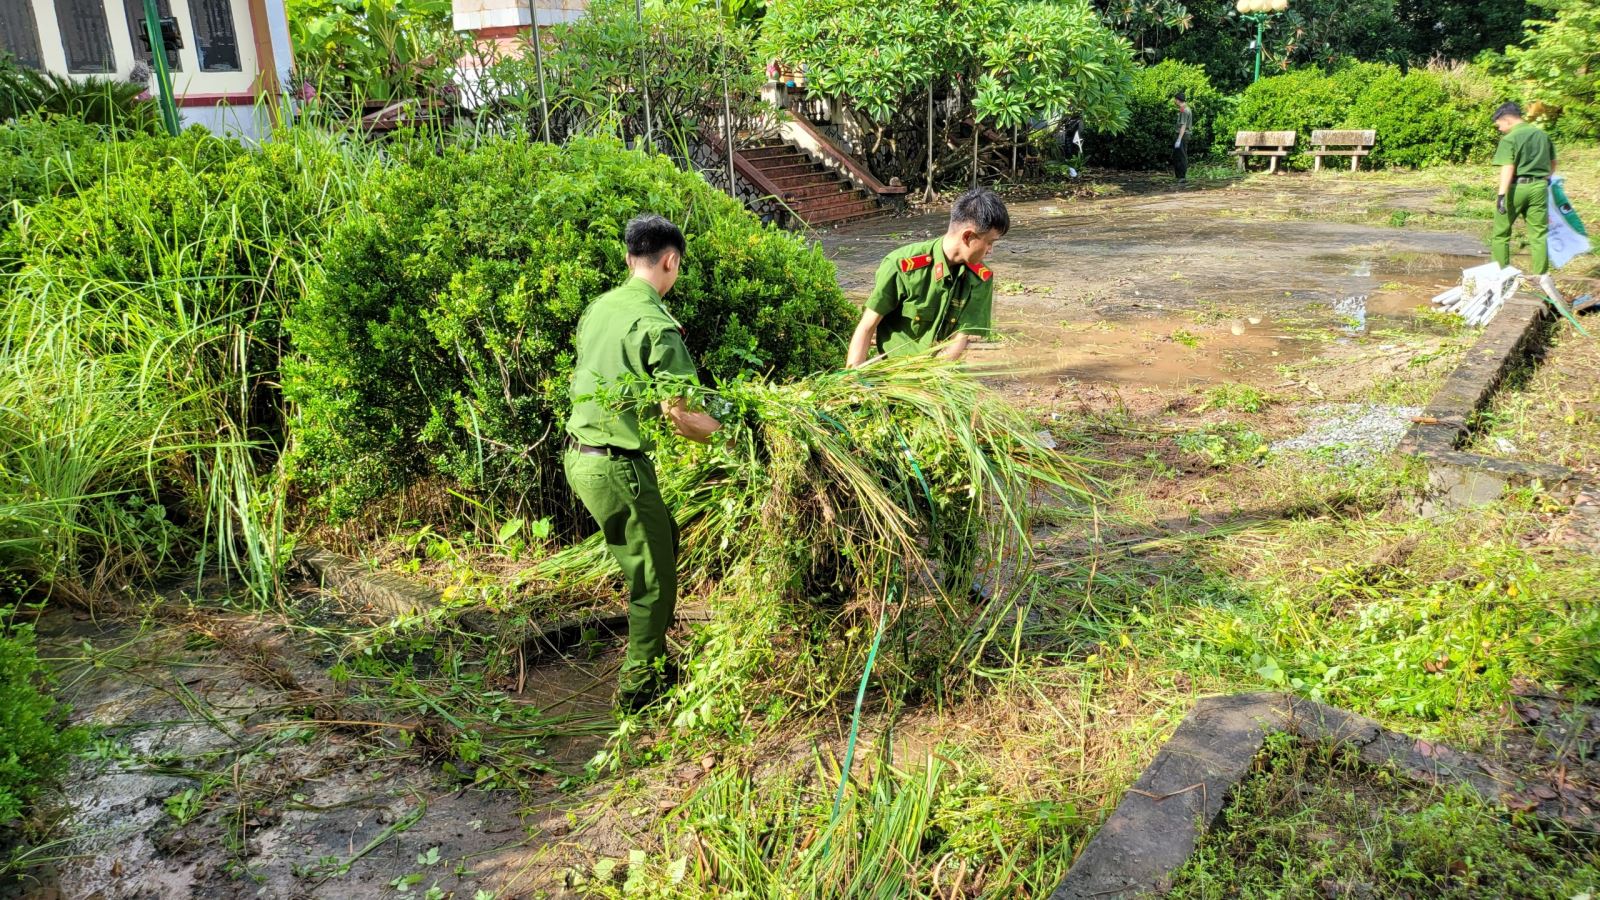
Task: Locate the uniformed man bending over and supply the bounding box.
[564,214,721,712]
[1490,101,1565,303]
[845,188,1010,368]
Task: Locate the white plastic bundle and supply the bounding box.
[1431,263,1523,326]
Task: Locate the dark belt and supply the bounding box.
[1515,175,1549,184]
[567,438,643,459]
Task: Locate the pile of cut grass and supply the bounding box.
[519,351,1098,743]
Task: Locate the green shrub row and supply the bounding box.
[1080,60,1515,173]
[1087,60,1226,171]
[285,137,853,521]
[1214,62,1512,169]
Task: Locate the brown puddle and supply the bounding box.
[977,313,1310,388]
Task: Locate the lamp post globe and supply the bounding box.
[1240,0,1288,82]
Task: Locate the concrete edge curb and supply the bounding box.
[1050,692,1591,899]
[1397,294,1576,507]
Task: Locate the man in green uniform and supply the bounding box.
[564,214,721,712]
[845,188,1010,367]
[1490,101,1564,302]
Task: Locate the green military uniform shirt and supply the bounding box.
[1491,122,1556,178]
[866,237,995,357]
[565,277,699,451]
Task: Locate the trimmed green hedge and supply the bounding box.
[285,137,855,521]
[0,615,85,824]
[1214,62,1508,169]
[1088,61,1227,170]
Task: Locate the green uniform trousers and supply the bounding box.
[1491,180,1550,275]
[563,449,678,693]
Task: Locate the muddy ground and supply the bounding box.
[824,175,1485,402]
[9,172,1572,900]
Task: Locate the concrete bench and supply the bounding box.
[1311,129,1376,171]
[1232,131,1295,173]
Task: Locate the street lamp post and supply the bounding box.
[1235,0,1289,84]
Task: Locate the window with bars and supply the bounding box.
[56,0,116,72]
[124,0,183,71]
[0,0,45,69]
[190,0,240,71]
[123,0,243,73]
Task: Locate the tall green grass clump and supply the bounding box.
[286,136,854,523]
[1,127,382,602]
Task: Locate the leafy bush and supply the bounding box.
[0,614,86,824]
[286,0,462,110]
[474,0,765,145]
[285,137,854,521]
[1510,0,1600,140]
[0,55,155,133]
[1215,62,1501,168]
[1087,60,1224,170]
[759,0,1133,184]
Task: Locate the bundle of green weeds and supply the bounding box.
[529,352,1097,738]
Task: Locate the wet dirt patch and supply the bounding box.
[825,178,1487,393]
[15,606,624,900]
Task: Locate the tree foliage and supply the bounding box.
[473,0,764,145]
[1510,0,1600,140]
[759,0,1132,184]
[1095,0,1528,93]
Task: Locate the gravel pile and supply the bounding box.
[1272,403,1422,466]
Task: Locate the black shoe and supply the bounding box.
[617,683,662,714]
[616,660,681,714]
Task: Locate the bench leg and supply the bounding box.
[1351,155,1358,172]
[1314,155,1321,172]
[1237,156,1245,173]
[1268,156,1278,174]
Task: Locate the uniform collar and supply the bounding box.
[933,237,972,282]
[626,276,664,303]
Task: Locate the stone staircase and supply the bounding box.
[738,140,892,228]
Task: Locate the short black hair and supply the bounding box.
[950,188,1010,237]
[1493,101,1523,121]
[1174,90,1187,102]
[624,214,686,263]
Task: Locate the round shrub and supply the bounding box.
[1087,60,1225,171]
[1212,64,1371,166]
[1343,67,1483,167]
[285,137,855,522]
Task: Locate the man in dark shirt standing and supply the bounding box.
[1173,91,1192,185]
[1489,102,1564,302]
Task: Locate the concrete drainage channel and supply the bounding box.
[1398,293,1575,508]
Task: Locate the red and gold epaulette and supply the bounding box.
[899,254,933,273]
[974,264,993,282]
